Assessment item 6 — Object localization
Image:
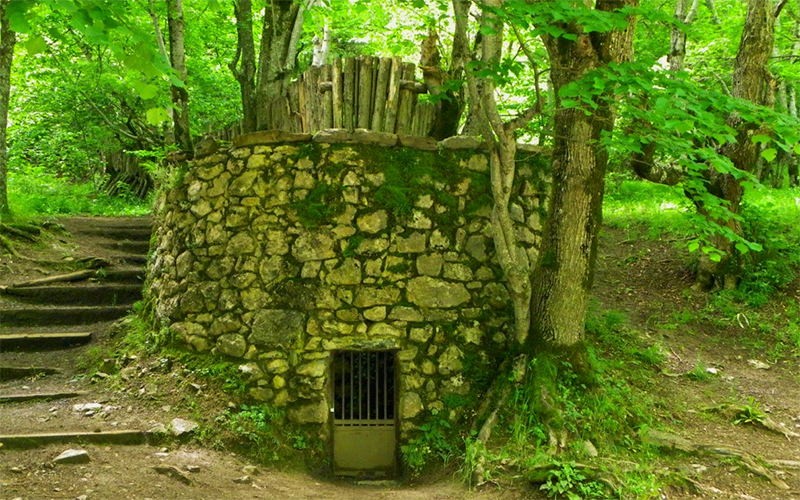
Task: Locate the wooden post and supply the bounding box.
[343,57,356,130]
[322,64,333,129]
[332,58,343,129]
[372,58,391,132]
[384,57,402,133]
[395,62,416,135]
[299,70,309,133]
[357,56,375,129]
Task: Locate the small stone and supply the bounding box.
[154,465,192,485]
[73,403,102,412]
[186,465,201,473]
[399,392,424,419]
[169,417,199,436]
[54,449,91,464]
[233,475,252,484]
[583,440,598,457]
[242,465,259,475]
[747,359,770,370]
[357,210,389,234]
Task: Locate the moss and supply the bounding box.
[342,235,364,257]
[289,182,344,228]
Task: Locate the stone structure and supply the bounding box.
[148,129,548,441]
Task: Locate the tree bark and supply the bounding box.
[312,21,331,67]
[230,0,258,133]
[0,0,16,218]
[256,0,305,130]
[694,0,775,290]
[167,0,192,151]
[529,0,637,354]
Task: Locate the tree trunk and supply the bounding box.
[167,0,192,151]
[529,0,636,356]
[0,0,15,218]
[255,0,305,131]
[694,0,775,290]
[312,21,331,67]
[231,0,257,134]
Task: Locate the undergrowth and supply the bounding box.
[7,163,152,218]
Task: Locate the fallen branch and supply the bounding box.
[4,269,96,289]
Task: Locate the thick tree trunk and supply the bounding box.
[167,0,192,151]
[694,0,775,290]
[0,0,15,218]
[529,0,636,354]
[231,0,258,133]
[255,0,305,130]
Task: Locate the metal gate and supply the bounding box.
[332,351,396,475]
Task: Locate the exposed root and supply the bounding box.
[3,269,97,289]
[701,404,800,439]
[644,429,790,490]
[0,232,22,258]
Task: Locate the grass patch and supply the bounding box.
[7,163,151,218]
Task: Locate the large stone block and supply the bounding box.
[292,230,336,262]
[288,399,329,424]
[406,277,471,308]
[249,309,306,348]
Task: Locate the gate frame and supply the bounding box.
[328,349,400,477]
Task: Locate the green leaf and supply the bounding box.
[708,252,722,263]
[146,107,169,125]
[133,81,159,100]
[687,241,700,252]
[734,243,749,254]
[751,134,770,144]
[25,35,48,55]
[760,148,777,162]
[794,144,800,155]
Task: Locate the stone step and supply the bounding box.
[78,227,152,241]
[0,390,88,403]
[97,268,147,284]
[0,366,61,381]
[0,429,153,449]
[100,240,151,253]
[0,305,130,327]
[1,284,142,306]
[0,331,92,349]
[112,254,147,266]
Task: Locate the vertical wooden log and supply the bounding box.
[372,58,391,132]
[396,62,417,135]
[343,57,356,130]
[289,81,301,132]
[357,56,375,129]
[383,57,402,133]
[299,71,309,133]
[332,58,343,129]
[322,64,333,129]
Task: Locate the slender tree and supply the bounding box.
[167,0,192,151]
[0,0,15,217]
[694,0,778,290]
[230,0,258,133]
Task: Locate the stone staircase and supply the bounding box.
[0,217,153,447]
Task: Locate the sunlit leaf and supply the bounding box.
[751,134,770,144]
[25,35,48,55]
[146,107,169,125]
[760,148,777,162]
[133,81,159,100]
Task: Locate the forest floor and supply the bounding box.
[0,216,798,500]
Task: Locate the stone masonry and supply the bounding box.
[148,129,548,439]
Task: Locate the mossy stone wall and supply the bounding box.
[148,130,548,439]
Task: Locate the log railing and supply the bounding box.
[270,56,435,137]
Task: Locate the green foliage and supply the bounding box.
[733,397,766,426]
[7,163,151,218]
[400,411,458,475]
[538,461,607,500]
[219,403,287,463]
[290,182,343,228]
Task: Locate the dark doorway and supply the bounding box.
[332,350,396,476]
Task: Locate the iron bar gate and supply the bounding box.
[332,351,396,475]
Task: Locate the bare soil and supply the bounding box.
[1,217,798,500]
